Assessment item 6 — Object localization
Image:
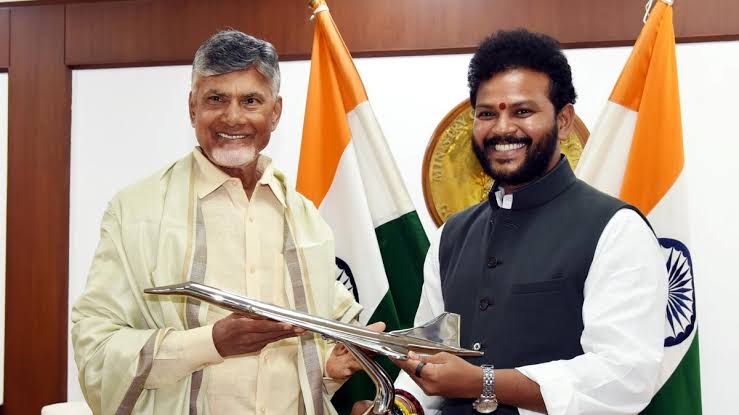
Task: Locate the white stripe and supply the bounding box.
[578,101,697,387]
[647,172,690,243]
[647,172,697,387]
[347,101,415,227]
[575,102,637,195]
[320,140,389,323]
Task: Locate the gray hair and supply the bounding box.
[191,30,281,96]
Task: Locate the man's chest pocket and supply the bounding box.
[504,274,581,341]
[510,271,566,294]
[511,278,564,295]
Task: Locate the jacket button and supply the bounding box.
[479,297,491,310]
[472,342,481,351]
[487,257,497,268]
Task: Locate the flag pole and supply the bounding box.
[308,0,322,11]
[307,0,328,20]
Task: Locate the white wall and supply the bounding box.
[68,42,739,412]
[0,72,8,406]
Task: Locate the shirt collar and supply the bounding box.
[192,148,286,207]
[494,188,514,209]
[489,155,576,211]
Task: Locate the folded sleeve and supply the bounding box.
[144,324,224,389]
[516,209,668,415]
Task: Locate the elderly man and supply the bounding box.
[72,30,374,415]
[378,29,668,415]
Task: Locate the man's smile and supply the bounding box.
[494,142,525,152]
[492,143,527,159]
[216,132,248,140]
[488,141,528,160]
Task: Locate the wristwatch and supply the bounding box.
[472,364,498,413]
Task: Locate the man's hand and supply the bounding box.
[326,321,386,379]
[392,351,482,399]
[212,313,305,357]
[393,352,546,412]
[350,400,373,415]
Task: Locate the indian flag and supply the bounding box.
[576,1,701,414]
[297,0,429,411]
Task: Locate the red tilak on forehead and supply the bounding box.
[498,102,507,110]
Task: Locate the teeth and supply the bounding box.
[494,143,525,152]
[217,133,246,140]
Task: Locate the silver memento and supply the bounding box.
[145,282,482,414]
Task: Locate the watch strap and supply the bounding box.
[481,364,495,398]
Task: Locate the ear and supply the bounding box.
[556,103,575,141]
[188,91,196,127]
[270,96,283,132]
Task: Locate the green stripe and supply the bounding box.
[374,211,429,328]
[331,211,429,414]
[641,334,702,414]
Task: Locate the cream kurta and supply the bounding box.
[72,149,361,415]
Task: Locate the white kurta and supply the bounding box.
[72,150,361,415]
[396,190,667,415]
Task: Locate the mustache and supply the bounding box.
[482,135,533,149]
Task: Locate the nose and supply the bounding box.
[492,113,517,137]
[222,101,247,126]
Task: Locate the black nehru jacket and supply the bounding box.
[438,157,642,415]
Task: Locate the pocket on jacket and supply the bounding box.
[511,279,564,294]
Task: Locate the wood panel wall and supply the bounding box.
[64,0,739,67]
[4,5,70,415]
[0,10,8,70]
[1,1,737,414]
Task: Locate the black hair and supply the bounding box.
[467,29,577,112]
